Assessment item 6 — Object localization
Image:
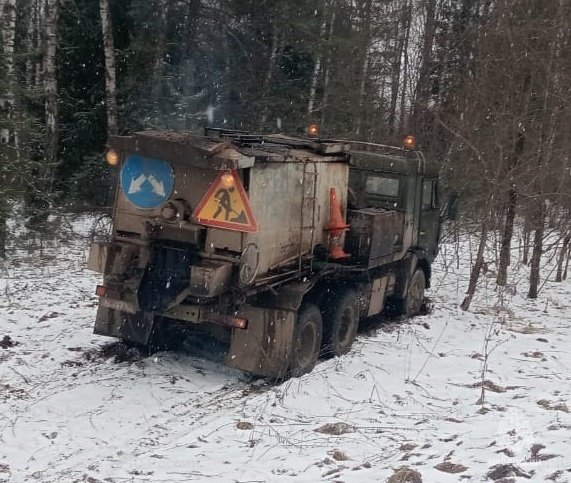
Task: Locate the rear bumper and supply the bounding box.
[99,296,137,314]
[94,298,296,377]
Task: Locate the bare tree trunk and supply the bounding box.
[307,8,328,116]
[527,0,559,298]
[99,0,118,136]
[388,4,406,135]
[522,215,531,265]
[149,0,168,109]
[1,0,17,146]
[528,204,544,299]
[398,2,411,133]
[411,0,436,136]
[496,64,529,283]
[564,243,571,280]
[307,54,322,116]
[496,186,517,285]
[461,207,491,311]
[555,233,570,282]
[0,217,5,259]
[24,0,44,90]
[355,0,372,136]
[0,0,17,256]
[260,20,279,127]
[320,4,337,126]
[43,0,60,196]
[0,192,6,258]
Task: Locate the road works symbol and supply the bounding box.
[193,170,258,232]
[120,155,174,209]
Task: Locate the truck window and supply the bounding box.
[422,179,437,210]
[364,176,399,198]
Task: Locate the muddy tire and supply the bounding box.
[322,289,359,357]
[289,304,323,377]
[404,268,425,316]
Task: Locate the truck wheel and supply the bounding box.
[290,304,323,377]
[322,289,359,357]
[405,269,425,316]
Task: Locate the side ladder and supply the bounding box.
[298,162,318,272]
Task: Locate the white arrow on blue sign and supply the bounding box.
[120,155,175,209]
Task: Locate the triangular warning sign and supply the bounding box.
[193,170,258,233]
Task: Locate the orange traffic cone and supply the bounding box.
[326,187,350,260]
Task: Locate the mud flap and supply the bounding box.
[226,305,295,378]
[94,306,155,346]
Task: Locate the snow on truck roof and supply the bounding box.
[108,128,435,175]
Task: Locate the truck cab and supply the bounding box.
[348,144,441,262]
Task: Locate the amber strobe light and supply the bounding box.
[403,135,416,150]
[105,149,119,166]
[221,171,235,188]
[307,124,320,137]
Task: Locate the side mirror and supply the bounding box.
[440,192,459,221]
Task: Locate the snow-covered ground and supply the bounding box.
[1,217,570,482]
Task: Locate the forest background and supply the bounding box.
[0,0,570,305]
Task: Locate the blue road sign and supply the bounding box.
[120,155,174,209]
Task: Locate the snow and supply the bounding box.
[1,217,570,482]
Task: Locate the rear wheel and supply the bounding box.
[322,289,359,357]
[289,304,323,377]
[405,269,425,316]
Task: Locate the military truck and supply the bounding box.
[88,128,442,377]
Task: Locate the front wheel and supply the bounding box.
[289,304,323,377]
[405,268,426,316]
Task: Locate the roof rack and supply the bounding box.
[330,139,410,156]
[204,127,350,154]
[204,127,250,137]
[204,127,268,146]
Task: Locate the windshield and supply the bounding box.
[364,176,400,198]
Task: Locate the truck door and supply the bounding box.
[418,178,440,258]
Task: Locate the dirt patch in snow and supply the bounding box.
[314,422,355,435]
[236,421,253,430]
[83,342,143,364]
[0,463,11,483]
[434,461,468,473]
[522,350,545,359]
[387,466,422,483]
[0,383,27,401]
[486,463,531,480]
[462,379,520,393]
[0,335,18,349]
[525,443,560,462]
[328,449,350,461]
[537,399,569,413]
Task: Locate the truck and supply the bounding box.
[88,128,442,377]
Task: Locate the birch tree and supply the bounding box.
[354,0,372,136]
[411,0,436,143]
[0,0,17,257]
[41,0,60,205]
[319,2,336,126]
[0,0,17,146]
[307,6,328,117]
[99,0,118,137]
